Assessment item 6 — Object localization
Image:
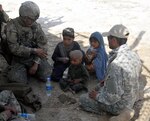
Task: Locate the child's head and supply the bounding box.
[62,27,74,46]
[69,50,83,65]
[89,37,100,49]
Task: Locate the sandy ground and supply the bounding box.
[1,0,150,121]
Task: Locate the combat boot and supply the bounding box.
[109,108,135,121]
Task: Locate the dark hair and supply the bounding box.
[108,35,127,46]
[62,27,74,38]
[89,37,99,42]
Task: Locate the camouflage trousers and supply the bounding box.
[0,90,21,112]
[80,94,125,115]
[8,59,51,83]
[0,90,27,121]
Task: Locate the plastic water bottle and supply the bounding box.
[46,76,52,96]
[18,113,35,121]
[62,68,68,78]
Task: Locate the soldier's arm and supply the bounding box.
[32,23,48,63]
[33,57,41,64]
[6,22,34,57]
[96,62,124,105]
[36,23,48,51]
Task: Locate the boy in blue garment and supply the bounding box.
[85,32,108,84]
[51,28,81,82]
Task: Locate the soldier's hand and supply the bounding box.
[4,110,13,120]
[4,106,17,115]
[29,63,38,75]
[35,48,47,58]
[89,90,98,100]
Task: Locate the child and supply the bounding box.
[59,50,89,93]
[85,32,108,84]
[51,27,81,82]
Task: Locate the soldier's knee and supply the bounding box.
[8,71,27,83]
[79,94,89,105]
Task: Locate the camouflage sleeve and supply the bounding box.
[6,21,32,57]
[36,23,48,52]
[33,57,41,64]
[32,23,48,64]
[96,62,124,105]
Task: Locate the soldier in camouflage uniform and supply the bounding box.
[6,1,51,83]
[0,4,9,79]
[0,90,26,121]
[80,24,142,120]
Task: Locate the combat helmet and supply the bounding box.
[19,1,40,20]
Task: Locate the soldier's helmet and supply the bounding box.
[19,1,40,20]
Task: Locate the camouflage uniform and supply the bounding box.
[80,44,142,115]
[6,2,51,83]
[0,90,26,121]
[0,55,8,74]
[0,10,9,74]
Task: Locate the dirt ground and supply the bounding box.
[1,0,150,121]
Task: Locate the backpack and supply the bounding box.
[0,83,42,111]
